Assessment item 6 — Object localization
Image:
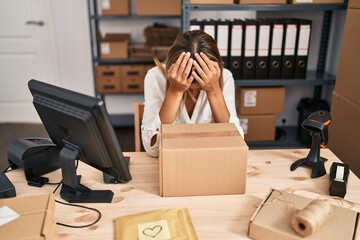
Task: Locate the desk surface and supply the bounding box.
[5,149,360,239]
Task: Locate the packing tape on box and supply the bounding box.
[162,131,240,139]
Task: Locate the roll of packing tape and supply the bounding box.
[291,199,333,237]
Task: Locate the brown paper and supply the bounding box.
[115,208,198,240]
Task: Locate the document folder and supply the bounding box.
[229,19,244,79]
[269,19,284,79]
[294,19,312,79]
[242,19,257,79]
[217,20,231,69]
[255,19,271,79]
[203,19,217,41]
[281,19,298,79]
[190,19,203,31]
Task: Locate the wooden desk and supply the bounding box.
[5,149,360,239]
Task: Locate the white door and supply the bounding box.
[0,0,59,122]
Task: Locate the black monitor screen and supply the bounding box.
[28,79,132,203]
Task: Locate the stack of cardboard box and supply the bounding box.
[329,0,360,178]
[237,87,285,142]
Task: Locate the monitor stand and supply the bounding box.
[59,142,114,203]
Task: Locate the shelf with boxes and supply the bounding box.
[88,0,181,97]
[182,0,347,148]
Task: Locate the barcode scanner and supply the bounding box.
[329,162,349,198]
[290,110,331,178]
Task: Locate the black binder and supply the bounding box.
[281,19,298,79]
[203,19,217,41]
[229,19,244,79]
[255,19,271,79]
[294,19,312,79]
[190,19,204,31]
[217,20,231,69]
[242,19,257,79]
[268,19,284,79]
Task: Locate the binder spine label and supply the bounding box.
[231,25,242,56]
[271,25,283,56]
[218,25,229,57]
[245,26,256,57]
[258,25,270,57]
[204,25,216,40]
[284,24,297,56]
[297,25,311,56]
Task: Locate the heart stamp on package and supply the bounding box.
[137,220,170,239]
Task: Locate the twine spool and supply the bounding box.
[291,199,333,237]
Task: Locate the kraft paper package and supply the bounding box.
[115,208,198,240]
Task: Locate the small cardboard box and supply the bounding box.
[248,189,360,240]
[290,0,344,4]
[96,77,121,93]
[0,194,56,240]
[119,65,146,93]
[236,87,285,115]
[239,114,276,141]
[240,0,286,4]
[136,0,181,16]
[99,0,130,16]
[349,0,360,8]
[96,65,121,78]
[100,33,130,59]
[160,123,248,197]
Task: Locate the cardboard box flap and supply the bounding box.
[249,189,360,240]
[0,194,56,240]
[161,123,247,150]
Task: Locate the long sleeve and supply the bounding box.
[141,67,166,157]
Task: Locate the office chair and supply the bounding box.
[133,101,144,152]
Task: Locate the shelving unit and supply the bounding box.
[181,0,348,148]
[87,0,180,126]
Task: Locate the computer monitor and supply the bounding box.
[28,79,132,203]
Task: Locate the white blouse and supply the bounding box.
[141,66,244,157]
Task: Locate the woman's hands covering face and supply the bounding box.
[192,52,221,94]
[167,52,194,94]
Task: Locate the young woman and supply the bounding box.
[141,30,243,157]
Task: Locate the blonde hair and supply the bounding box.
[155,30,224,90]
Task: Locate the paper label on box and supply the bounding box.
[101,43,110,55]
[137,220,170,239]
[101,0,111,10]
[0,206,20,227]
[244,90,257,107]
[239,118,249,134]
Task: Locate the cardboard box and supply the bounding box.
[96,65,121,78]
[248,189,360,240]
[333,8,360,106]
[290,0,344,4]
[99,0,130,16]
[144,25,179,47]
[119,65,146,93]
[236,87,285,115]
[0,194,56,240]
[191,0,237,4]
[160,123,248,197]
[239,114,276,141]
[240,0,286,4]
[100,33,130,59]
[96,77,121,93]
[349,0,360,8]
[329,92,360,178]
[136,0,181,16]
